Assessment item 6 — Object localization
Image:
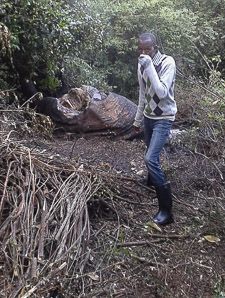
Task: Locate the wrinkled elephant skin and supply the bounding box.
[36,87,140,137]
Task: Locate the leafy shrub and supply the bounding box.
[0,0,225,100]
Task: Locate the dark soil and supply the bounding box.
[30,133,225,298]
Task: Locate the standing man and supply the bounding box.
[133,32,177,225]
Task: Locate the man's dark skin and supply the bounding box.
[138,38,157,58]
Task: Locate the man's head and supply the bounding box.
[138,32,158,58]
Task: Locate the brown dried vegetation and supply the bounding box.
[0,86,225,298]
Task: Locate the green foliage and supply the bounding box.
[87,0,223,98]
[0,0,225,98]
[63,56,109,90]
[176,81,225,159]
[0,0,104,94]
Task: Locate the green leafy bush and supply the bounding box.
[0,0,225,99]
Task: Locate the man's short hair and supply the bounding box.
[139,32,158,48]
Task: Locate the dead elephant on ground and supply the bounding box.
[35,86,142,138]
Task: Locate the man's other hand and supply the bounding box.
[132,125,142,133]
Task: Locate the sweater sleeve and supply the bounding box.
[133,67,145,127]
[144,57,176,99]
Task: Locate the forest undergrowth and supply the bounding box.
[0,85,225,298]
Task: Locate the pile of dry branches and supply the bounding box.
[0,104,144,297]
[0,98,98,296]
[0,130,103,297]
[1,88,225,297]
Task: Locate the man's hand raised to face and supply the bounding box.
[138,54,152,69]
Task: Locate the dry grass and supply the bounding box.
[0,86,225,297]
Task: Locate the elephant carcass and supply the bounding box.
[37,86,138,136]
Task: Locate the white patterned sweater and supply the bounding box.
[133,50,177,127]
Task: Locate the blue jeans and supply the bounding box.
[144,117,172,186]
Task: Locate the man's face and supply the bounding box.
[138,39,156,58]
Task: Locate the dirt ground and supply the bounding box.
[30,133,225,298]
[0,85,224,297]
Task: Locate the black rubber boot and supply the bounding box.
[153,182,174,225]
